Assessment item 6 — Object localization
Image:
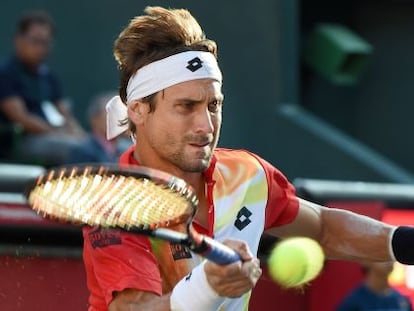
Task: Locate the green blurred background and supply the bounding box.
[1,0,414,183]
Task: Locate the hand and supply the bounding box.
[204,239,262,298]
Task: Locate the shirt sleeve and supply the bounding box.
[0,69,19,102]
[249,153,299,229]
[83,227,162,306]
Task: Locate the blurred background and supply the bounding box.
[1,0,414,310]
[1,0,414,182]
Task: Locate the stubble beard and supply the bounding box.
[168,132,219,173]
[169,144,214,173]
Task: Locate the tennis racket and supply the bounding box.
[25,164,240,265]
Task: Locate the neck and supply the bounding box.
[15,54,39,71]
[133,146,204,191]
[364,274,391,295]
[132,145,210,228]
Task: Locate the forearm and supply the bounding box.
[108,290,171,311]
[19,115,53,134]
[1,98,53,133]
[108,253,260,311]
[319,207,393,261]
[269,198,414,264]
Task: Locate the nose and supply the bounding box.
[194,107,214,134]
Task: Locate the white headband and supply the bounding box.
[106,51,222,140]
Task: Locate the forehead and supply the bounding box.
[24,23,52,37]
[163,78,223,101]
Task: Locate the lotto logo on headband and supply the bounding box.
[186,57,203,72]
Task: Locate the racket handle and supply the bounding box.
[151,228,241,265]
[200,235,241,265]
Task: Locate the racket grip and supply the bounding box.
[200,235,241,265]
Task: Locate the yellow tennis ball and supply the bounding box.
[268,237,325,288]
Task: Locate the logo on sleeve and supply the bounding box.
[88,228,122,249]
[186,57,203,72]
[234,206,252,231]
[170,242,193,260]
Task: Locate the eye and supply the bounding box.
[184,102,196,109]
[176,101,196,112]
[208,100,221,113]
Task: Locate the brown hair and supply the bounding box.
[113,6,218,134]
[16,10,55,36]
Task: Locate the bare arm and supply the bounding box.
[267,198,394,261]
[109,290,170,311]
[1,97,52,133]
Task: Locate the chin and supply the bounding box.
[183,158,211,173]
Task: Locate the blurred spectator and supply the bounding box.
[66,92,129,164]
[337,261,412,311]
[0,10,85,166]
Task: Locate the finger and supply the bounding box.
[206,257,261,282]
[205,261,262,297]
[211,268,261,298]
[222,239,253,261]
[209,260,262,286]
[243,259,262,279]
[205,259,242,280]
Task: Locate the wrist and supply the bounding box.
[389,226,414,264]
[170,261,225,311]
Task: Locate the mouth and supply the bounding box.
[189,142,210,148]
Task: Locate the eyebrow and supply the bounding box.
[175,95,224,104]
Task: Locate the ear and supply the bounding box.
[128,100,150,125]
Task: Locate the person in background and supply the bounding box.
[0,10,85,166]
[66,92,128,164]
[337,261,413,311]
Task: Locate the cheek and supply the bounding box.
[213,114,222,134]
[146,115,182,144]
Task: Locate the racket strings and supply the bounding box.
[29,170,194,229]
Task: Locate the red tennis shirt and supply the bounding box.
[82,146,299,310]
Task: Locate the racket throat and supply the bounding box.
[150,228,209,253]
[186,229,210,254]
[150,228,189,245]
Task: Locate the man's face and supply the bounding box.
[15,23,53,66]
[132,78,223,173]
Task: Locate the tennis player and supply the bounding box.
[83,6,414,311]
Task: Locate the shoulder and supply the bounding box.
[337,285,366,309]
[213,148,269,181]
[391,289,412,303]
[0,58,20,99]
[349,284,368,296]
[214,148,290,184]
[0,58,15,77]
[383,289,413,311]
[214,148,268,169]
